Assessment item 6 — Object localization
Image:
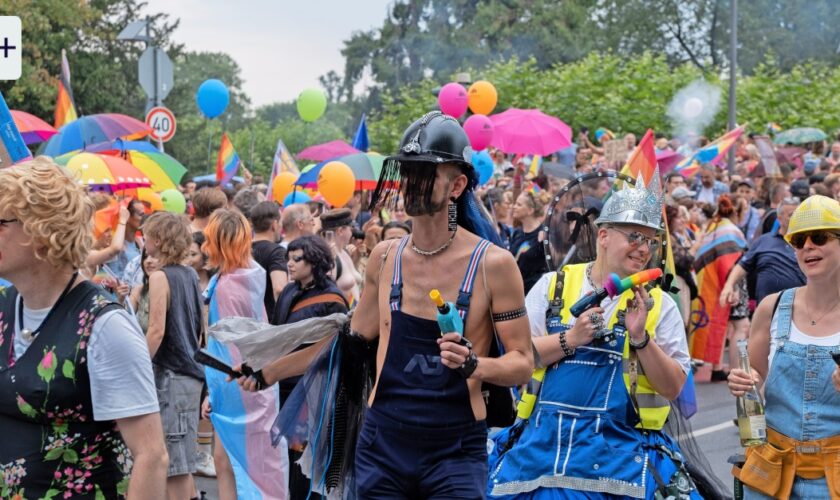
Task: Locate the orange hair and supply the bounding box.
[202,209,253,274]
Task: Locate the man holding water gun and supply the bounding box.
[488,169,701,499]
[236,112,534,498]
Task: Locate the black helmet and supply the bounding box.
[388,111,474,168]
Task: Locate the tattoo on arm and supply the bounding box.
[492,307,527,323]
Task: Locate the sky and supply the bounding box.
[142,0,391,107]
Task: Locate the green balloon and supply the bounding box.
[296,88,327,122]
[160,189,186,213]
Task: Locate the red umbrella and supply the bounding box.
[489,108,572,156]
[11,110,58,145]
[297,140,360,162]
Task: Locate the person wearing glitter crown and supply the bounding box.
[236,111,534,499]
[488,169,703,499]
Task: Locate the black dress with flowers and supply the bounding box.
[0,282,131,499]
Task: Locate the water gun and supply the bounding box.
[429,289,464,336]
[569,268,662,317]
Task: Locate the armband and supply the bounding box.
[492,307,527,323]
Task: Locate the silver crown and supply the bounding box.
[594,167,664,231]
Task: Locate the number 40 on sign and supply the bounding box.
[145,106,177,143]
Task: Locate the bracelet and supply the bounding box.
[629,331,651,350]
[558,332,575,357]
[118,222,126,226]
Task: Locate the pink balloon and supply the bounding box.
[438,82,469,118]
[463,114,494,151]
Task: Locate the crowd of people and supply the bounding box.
[1,113,840,499]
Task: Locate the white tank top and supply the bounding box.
[768,311,840,371]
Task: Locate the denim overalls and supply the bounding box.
[744,288,840,499]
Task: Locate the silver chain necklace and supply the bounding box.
[410,228,457,257]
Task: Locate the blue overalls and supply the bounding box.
[355,237,493,499]
[488,287,700,499]
[743,288,840,499]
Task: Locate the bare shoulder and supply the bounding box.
[148,270,168,287]
[754,292,781,321]
[484,243,519,273]
[366,239,399,280]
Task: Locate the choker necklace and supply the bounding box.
[410,228,457,257]
[18,271,79,343]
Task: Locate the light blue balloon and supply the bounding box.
[196,79,230,119]
[283,190,312,207]
[473,150,494,185]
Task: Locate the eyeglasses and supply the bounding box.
[0,218,19,227]
[290,255,306,263]
[608,226,660,251]
[789,231,840,250]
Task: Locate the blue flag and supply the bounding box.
[352,114,369,152]
[0,91,31,167]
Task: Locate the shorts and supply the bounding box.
[729,278,750,320]
[154,365,203,477]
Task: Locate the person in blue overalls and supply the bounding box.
[237,112,535,499]
[729,195,840,499]
[488,169,703,499]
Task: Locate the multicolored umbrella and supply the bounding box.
[489,108,572,155]
[296,140,360,162]
[60,140,187,192]
[773,127,828,145]
[295,152,384,190]
[10,110,58,144]
[41,113,152,157]
[56,152,151,192]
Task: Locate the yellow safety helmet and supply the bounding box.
[784,195,840,243]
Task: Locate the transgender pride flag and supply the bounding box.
[205,262,288,499]
[216,133,241,186]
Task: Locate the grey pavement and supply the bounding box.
[194,381,743,499]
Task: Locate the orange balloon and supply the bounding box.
[136,187,164,213]
[468,80,498,115]
[317,161,355,207]
[272,171,298,202]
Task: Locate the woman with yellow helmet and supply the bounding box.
[728,195,840,499]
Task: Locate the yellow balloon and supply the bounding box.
[468,80,498,115]
[317,161,356,207]
[272,171,298,202]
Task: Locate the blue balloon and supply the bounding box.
[196,79,230,119]
[473,150,494,185]
[283,190,312,207]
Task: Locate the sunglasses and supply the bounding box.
[609,226,660,252]
[789,231,840,250]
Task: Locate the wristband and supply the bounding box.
[629,331,651,350]
[558,332,575,357]
[457,350,479,378]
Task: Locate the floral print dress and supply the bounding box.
[0,282,131,499]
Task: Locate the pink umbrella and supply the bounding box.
[489,108,572,156]
[296,140,360,162]
[655,150,684,174]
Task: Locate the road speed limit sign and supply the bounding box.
[145,106,177,142]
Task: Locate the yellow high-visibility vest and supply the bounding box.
[547,264,670,430]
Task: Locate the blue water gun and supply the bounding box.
[429,289,464,336]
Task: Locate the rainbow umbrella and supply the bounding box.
[60,140,187,192]
[56,152,151,192]
[10,110,58,144]
[41,113,152,157]
[294,152,384,190]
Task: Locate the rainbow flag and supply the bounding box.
[689,218,747,363]
[675,125,745,177]
[619,129,656,185]
[205,264,288,499]
[54,49,78,128]
[216,133,241,186]
[528,155,542,177]
[266,138,299,201]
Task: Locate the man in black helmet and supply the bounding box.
[241,112,534,498]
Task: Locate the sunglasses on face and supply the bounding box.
[789,231,840,250]
[609,226,660,252]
